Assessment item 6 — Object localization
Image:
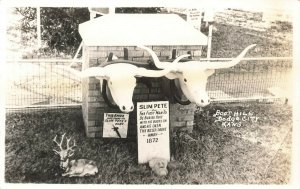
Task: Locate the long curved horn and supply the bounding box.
[137,45,165,69]
[172,54,191,64]
[135,67,170,78]
[80,67,108,78]
[205,44,256,69]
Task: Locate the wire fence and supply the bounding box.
[5,57,292,112]
[5,59,82,112]
[207,57,292,102]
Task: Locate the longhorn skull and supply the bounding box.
[79,63,170,113]
[138,44,256,107]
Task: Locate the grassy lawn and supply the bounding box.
[5,8,293,185]
[5,102,292,184]
[208,23,292,58]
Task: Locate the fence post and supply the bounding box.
[207,24,213,59]
[109,7,115,14]
[204,9,215,60]
[37,7,41,48]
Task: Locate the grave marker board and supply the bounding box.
[103,113,129,138]
[137,101,170,164]
[187,8,202,31]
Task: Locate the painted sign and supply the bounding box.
[103,113,129,138]
[213,110,259,128]
[187,8,202,31]
[137,101,170,164]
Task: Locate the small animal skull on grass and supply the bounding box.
[149,158,168,176]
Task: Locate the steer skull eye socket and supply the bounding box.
[122,106,126,111]
[184,78,187,82]
[201,99,204,103]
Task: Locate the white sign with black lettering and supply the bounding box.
[137,101,170,164]
[103,113,129,138]
[187,8,202,31]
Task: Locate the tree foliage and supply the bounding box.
[15,7,37,33]
[14,7,161,56]
[15,7,90,55]
[40,8,90,54]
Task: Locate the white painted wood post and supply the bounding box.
[109,6,115,14]
[186,10,191,23]
[69,42,83,67]
[89,11,96,19]
[207,24,213,59]
[204,9,215,60]
[37,7,41,48]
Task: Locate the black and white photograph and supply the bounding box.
[1,0,299,187]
